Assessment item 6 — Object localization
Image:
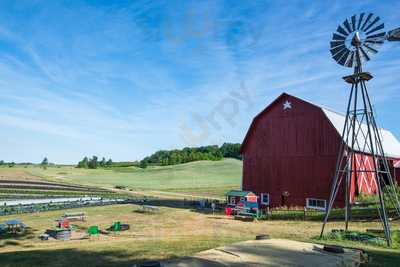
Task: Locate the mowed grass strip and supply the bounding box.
[25,159,242,197]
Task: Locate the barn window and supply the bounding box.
[261,193,270,205]
[306,198,326,211]
[229,197,236,205]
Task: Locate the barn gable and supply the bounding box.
[240,93,342,155]
[241,93,400,158]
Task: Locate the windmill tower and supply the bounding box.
[320,13,400,246]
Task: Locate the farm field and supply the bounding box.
[0,166,125,201]
[0,204,399,267]
[20,159,242,198]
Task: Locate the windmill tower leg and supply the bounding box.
[320,82,356,238]
[359,80,392,247]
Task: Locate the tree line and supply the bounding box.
[139,143,241,168]
[77,156,113,169]
[0,158,49,168]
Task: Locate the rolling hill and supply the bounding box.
[24,158,242,198]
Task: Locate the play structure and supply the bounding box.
[42,213,90,241]
[0,219,27,235]
[41,211,131,240]
[225,190,261,220]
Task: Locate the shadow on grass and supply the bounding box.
[312,236,400,267]
[0,248,162,267]
[137,198,225,215]
[0,227,37,248]
[364,249,400,267]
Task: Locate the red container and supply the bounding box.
[225,207,232,216]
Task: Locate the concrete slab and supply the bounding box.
[163,239,364,267]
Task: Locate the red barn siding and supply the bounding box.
[394,160,400,183]
[241,94,344,208]
[350,153,378,202]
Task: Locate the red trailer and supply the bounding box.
[240,93,400,209]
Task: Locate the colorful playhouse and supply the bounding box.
[225,190,260,219]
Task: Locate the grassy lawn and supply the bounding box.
[21,159,242,198]
[0,204,399,266]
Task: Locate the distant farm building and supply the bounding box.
[240,93,400,209]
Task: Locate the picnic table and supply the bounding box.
[62,212,86,221]
[4,219,26,234]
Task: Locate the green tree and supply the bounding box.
[106,159,113,167]
[100,157,106,168]
[139,160,148,168]
[41,157,49,169]
[77,157,89,168]
[88,156,98,169]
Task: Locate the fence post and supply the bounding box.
[303,206,307,220]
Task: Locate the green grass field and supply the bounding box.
[1,161,400,266]
[23,159,242,198]
[0,204,399,266]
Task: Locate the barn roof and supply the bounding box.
[321,108,400,158]
[240,93,400,158]
[225,190,255,197]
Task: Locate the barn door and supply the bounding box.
[281,191,290,206]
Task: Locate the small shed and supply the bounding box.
[226,190,257,206]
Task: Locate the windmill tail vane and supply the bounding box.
[321,13,400,247]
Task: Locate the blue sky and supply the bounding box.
[0,1,399,164]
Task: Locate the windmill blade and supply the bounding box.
[336,25,349,36]
[330,40,344,49]
[332,48,348,63]
[332,33,346,41]
[338,49,351,65]
[361,13,374,31]
[357,13,365,30]
[343,19,352,33]
[365,39,384,45]
[351,15,357,31]
[359,46,370,61]
[366,31,386,39]
[365,23,384,35]
[363,44,378,54]
[387,27,400,41]
[363,16,380,32]
[330,44,346,56]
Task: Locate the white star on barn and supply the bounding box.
[283,100,292,110]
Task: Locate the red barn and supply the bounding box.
[240,93,400,210]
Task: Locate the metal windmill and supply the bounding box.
[320,13,400,247]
